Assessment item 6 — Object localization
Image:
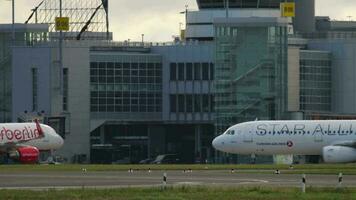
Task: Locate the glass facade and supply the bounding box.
[90,54,162,114]
[170,94,214,113]
[214,20,288,135]
[300,51,332,112]
[170,62,214,81]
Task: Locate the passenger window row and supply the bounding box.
[258,130,354,135]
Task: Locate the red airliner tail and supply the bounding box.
[34,119,44,138]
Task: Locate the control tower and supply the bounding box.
[187,0,294,40]
[186,0,315,40]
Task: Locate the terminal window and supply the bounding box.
[170,62,214,81]
[170,94,214,113]
[31,68,38,112]
[299,54,331,112]
[90,61,162,113]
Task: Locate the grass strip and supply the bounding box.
[0,186,354,200]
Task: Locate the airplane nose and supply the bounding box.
[212,136,223,151]
[57,135,64,148]
[212,138,218,149]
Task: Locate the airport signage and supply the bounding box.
[280,2,295,17]
[55,17,70,31]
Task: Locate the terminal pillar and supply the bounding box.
[195,125,202,162]
[147,126,151,159]
[100,125,105,144]
[149,126,165,156]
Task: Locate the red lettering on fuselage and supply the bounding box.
[5,128,14,140]
[0,128,5,140]
[14,130,22,140]
[0,125,42,143]
[24,127,30,140]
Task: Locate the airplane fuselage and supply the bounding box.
[0,123,64,151]
[213,120,356,155]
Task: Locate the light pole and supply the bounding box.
[225,0,229,18]
[185,4,188,22]
[2,0,15,122]
[141,34,144,46]
[59,0,63,95]
[5,0,15,42]
[12,0,14,42]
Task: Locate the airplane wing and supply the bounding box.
[0,142,32,153]
[331,141,356,148]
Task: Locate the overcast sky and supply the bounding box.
[0,0,354,41]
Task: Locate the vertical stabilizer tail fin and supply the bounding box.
[35,119,44,138]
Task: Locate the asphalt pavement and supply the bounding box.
[0,170,353,190]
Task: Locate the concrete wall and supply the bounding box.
[287,47,300,112]
[12,47,52,118]
[152,43,214,122]
[58,46,90,162]
[12,44,91,162]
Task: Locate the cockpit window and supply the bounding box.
[225,130,235,135]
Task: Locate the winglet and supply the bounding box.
[35,119,44,138]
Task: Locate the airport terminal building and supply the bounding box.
[2,0,356,163]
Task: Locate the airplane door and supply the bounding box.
[243,129,253,143]
[314,132,323,142]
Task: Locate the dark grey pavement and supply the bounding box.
[0,170,354,190]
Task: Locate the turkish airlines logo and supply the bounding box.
[0,126,40,142]
[287,141,294,148]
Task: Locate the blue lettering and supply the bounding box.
[256,124,267,136]
[313,124,323,135]
[294,124,305,135]
[281,124,289,135]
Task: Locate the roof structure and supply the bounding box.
[25,0,108,40]
[196,0,294,9]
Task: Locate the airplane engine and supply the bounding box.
[322,146,356,163]
[8,147,40,164]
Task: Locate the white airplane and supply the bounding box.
[0,120,64,164]
[212,120,356,163]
